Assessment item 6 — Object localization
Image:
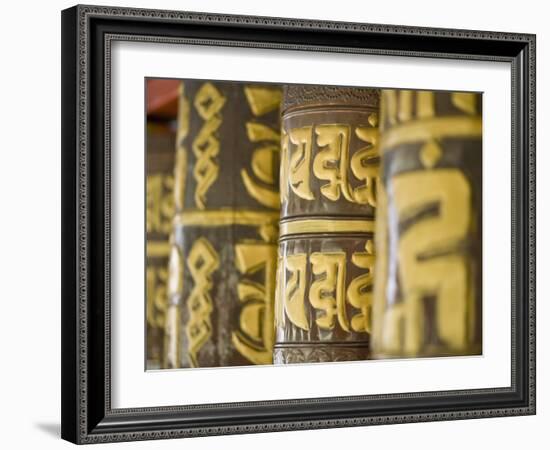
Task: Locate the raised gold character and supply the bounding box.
[288,126,315,200]
[283,253,309,330]
[313,124,353,202]
[232,242,277,364]
[309,252,348,331]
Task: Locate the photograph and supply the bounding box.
[1,0,545,448]
[58,3,536,444]
[145,79,483,370]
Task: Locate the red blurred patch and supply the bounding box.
[146,79,179,119]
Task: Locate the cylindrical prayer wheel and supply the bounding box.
[164,80,282,368]
[274,86,380,364]
[372,89,482,358]
[145,121,176,369]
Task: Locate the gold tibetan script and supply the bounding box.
[281,253,309,331]
[347,240,375,333]
[374,89,481,356]
[232,242,277,364]
[241,86,282,209]
[282,118,380,206]
[281,242,375,333]
[309,252,348,330]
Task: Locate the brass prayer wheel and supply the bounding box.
[164,80,282,368]
[274,85,380,364]
[145,121,176,369]
[372,89,483,358]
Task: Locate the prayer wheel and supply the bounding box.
[372,89,483,358]
[164,80,282,368]
[274,85,380,364]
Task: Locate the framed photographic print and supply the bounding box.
[61,4,536,444]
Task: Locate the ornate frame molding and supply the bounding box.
[61,4,536,444]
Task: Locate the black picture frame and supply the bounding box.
[61,4,536,444]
